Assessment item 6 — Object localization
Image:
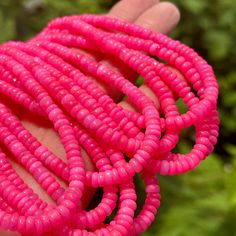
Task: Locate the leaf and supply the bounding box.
[203,30,231,61]
[180,0,207,14]
[143,156,229,235]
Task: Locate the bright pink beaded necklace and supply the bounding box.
[0,14,219,235]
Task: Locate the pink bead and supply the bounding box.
[0,13,219,235]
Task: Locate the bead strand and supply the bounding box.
[0,14,219,235]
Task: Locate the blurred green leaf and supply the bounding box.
[180,0,207,14]
[203,30,231,61]
[143,156,231,235]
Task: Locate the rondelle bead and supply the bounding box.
[0,13,219,235]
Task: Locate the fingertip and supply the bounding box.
[135,1,181,34]
[108,0,159,22]
[160,1,181,26]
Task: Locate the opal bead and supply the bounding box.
[0,14,219,235]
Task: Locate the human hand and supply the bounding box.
[0,1,180,235]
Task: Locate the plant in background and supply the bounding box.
[0,0,115,42]
[171,0,236,157]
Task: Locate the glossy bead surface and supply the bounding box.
[0,14,219,235]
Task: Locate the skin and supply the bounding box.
[0,1,180,235]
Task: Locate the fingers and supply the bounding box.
[131,2,180,109]
[109,0,180,34]
[118,2,181,111]
[86,1,180,104]
[135,1,180,34]
[94,0,160,102]
[108,0,159,21]
[119,83,160,112]
[0,3,182,235]
[21,112,95,207]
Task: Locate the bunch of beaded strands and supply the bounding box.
[0,14,219,236]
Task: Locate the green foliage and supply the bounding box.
[0,0,235,235]
[147,155,236,236]
[134,147,236,235]
[171,0,236,154]
[0,0,115,42]
[155,4,236,233]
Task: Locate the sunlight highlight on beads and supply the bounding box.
[0,14,219,235]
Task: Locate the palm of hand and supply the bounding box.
[0,1,180,235]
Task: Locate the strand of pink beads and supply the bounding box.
[0,14,219,235]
